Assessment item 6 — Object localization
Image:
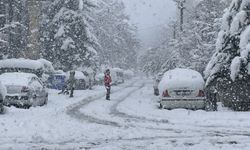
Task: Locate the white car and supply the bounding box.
[158,68,206,110]
[0,73,48,108]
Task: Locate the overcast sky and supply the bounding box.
[122,0,177,49]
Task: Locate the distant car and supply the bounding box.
[95,73,104,85]
[158,68,206,110]
[48,70,67,90]
[0,73,48,108]
[124,70,134,80]
[0,81,6,113]
[110,68,124,85]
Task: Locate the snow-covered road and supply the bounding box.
[1,78,250,150]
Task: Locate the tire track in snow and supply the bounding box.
[109,82,170,124]
[66,80,140,127]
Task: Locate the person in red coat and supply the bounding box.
[104,69,112,100]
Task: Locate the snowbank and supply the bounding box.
[158,68,205,94]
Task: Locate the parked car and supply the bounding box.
[95,73,104,85]
[0,58,44,78]
[0,81,6,113]
[158,68,206,110]
[0,73,48,108]
[124,70,134,80]
[48,70,67,90]
[110,68,124,85]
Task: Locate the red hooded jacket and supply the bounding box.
[104,73,112,86]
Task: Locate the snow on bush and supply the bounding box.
[205,0,250,84]
[230,56,242,81]
[54,25,65,38]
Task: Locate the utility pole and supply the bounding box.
[173,0,185,32]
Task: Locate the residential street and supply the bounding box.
[1,78,250,150]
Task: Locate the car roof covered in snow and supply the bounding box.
[158,68,205,94]
[0,72,38,86]
[0,58,44,70]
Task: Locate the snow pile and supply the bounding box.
[158,68,205,95]
[0,58,44,70]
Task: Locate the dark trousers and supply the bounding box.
[70,87,74,97]
[106,86,111,100]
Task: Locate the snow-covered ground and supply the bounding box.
[1,77,250,150]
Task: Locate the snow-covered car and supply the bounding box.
[111,68,124,85]
[0,81,6,113]
[0,73,48,108]
[0,58,44,78]
[158,68,206,110]
[124,70,134,80]
[95,73,104,85]
[48,70,67,90]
